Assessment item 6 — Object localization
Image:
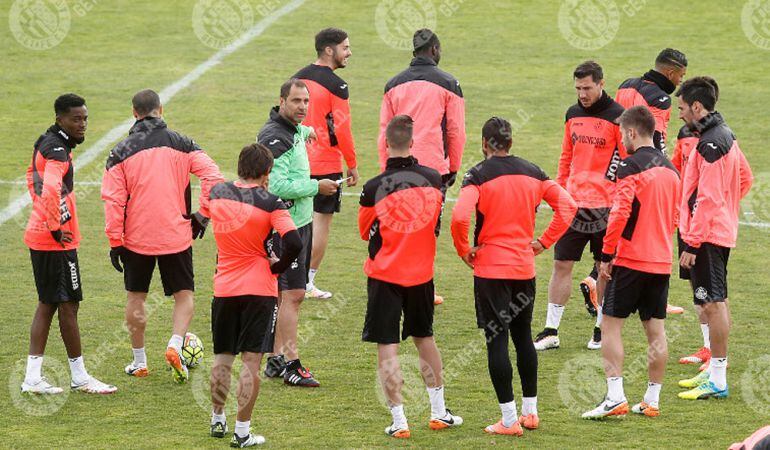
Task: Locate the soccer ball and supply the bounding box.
[181,332,204,368]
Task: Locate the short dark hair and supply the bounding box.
[54,93,86,116]
[655,48,688,69]
[619,106,656,138]
[315,28,348,56]
[482,117,513,152]
[132,89,161,117]
[676,76,718,111]
[413,28,439,53]
[573,60,603,83]
[238,143,273,179]
[280,78,308,99]
[386,115,414,150]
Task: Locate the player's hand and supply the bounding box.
[680,250,697,269]
[307,127,318,142]
[599,261,613,280]
[318,179,338,196]
[442,171,458,188]
[347,167,359,187]
[188,211,209,239]
[110,246,126,273]
[51,229,73,247]
[530,239,545,256]
[461,245,483,269]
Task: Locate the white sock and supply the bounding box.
[499,400,517,427]
[700,323,710,349]
[709,357,727,390]
[234,420,250,438]
[132,347,147,367]
[25,355,43,384]
[308,268,318,286]
[211,410,226,425]
[168,334,184,352]
[643,382,662,407]
[522,396,538,416]
[607,377,625,402]
[390,404,407,428]
[68,356,90,385]
[427,385,447,418]
[545,303,565,330]
[595,305,603,328]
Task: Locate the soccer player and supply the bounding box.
[208,143,302,448]
[360,115,462,438]
[378,28,466,305]
[581,106,680,419]
[673,77,717,370]
[451,117,576,435]
[534,61,625,351]
[101,89,224,383]
[257,79,338,386]
[675,77,753,400]
[22,93,116,395]
[579,48,689,316]
[294,28,358,299]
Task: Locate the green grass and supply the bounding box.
[1,0,769,448]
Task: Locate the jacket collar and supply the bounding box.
[269,106,299,133]
[642,70,676,95]
[47,123,80,148]
[386,156,418,169]
[693,111,724,135]
[410,55,437,67]
[129,116,167,135]
[579,90,613,115]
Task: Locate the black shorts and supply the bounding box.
[603,266,669,320]
[553,208,609,261]
[474,277,535,335]
[311,173,343,214]
[688,243,730,304]
[30,249,83,304]
[211,296,277,354]
[123,247,194,296]
[677,231,691,280]
[362,278,434,344]
[268,223,311,291]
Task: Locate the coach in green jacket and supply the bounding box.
[256,79,337,387]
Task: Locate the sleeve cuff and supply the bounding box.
[537,237,551,249]
[683,244,700,254]
[109,237,124,248]
[600,252,615,263]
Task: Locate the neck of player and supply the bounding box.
[239,176,268,188]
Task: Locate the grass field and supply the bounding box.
[1,0,769,448]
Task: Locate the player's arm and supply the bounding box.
[449,183,480,257]
[101,163,128,247]
[189,149,224,218]
[40,155,67,234]
[358,184,377,241]
[670,138,684,172]
[556,121,573,188]
[330,94,357,171]
[601,173,638,260]
[445,90,466,175]
[649,98,671,152]
[738,147,754,199]
[377,93,394,172]
[269,204,301,274]
[538,180,577,249]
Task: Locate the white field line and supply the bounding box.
[0,0,306,227]
[1,179,768,229]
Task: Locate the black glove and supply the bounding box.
[442,171,458,188]
[110,246,126,273]
[189,211,209,239]
[50,229,73,246]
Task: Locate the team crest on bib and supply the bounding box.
[695,287,708,300]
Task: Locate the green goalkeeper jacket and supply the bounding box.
[257,106,317,228]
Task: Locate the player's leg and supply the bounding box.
[378,343,410,438]
[159,247,196,383]
[509,279,538,430]
[588,259,605,350]
[230,351,266,447]
[579,265,599,316]
[637,318,666,416]
[407,280,462,429]
[210,352,234,438]
[306,211,334,299]
[122,248,155,377]
[534,258,575,350]
[23,301,60,393]
[277,288,318,387]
